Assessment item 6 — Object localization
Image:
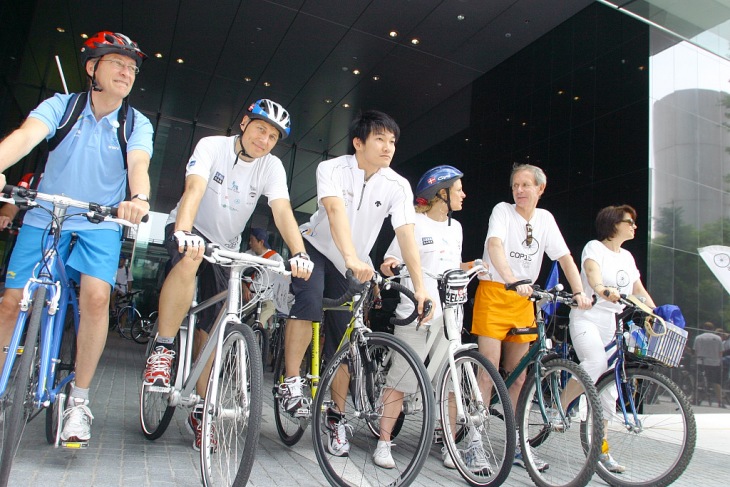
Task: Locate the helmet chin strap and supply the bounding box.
[91,59,103,92]
[234,122,255,167]
[436,190,454,226]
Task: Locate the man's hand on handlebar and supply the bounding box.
[289,252,314,280]
[173,230,206,261]
[345,256,374,283]
[514,282,534,297]
[380,257,401,277]
[117,199,150,225]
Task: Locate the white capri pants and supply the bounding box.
[384,315,442,394]
[569,309,619,419]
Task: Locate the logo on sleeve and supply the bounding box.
[422,237,434,245]
[187,159,197,168]
[375,201,382,207]
[213,172,224,184]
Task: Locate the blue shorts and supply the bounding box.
[289,241,351,360]
[5,225,122,289]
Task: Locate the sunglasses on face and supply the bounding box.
[620,218,636,226]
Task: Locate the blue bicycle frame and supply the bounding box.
[0,226,79,410]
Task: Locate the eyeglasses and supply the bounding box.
[525,223,533,246]
[99,58,139,75]
[620,218,636,226]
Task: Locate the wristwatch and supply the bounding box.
[131,194,149,202]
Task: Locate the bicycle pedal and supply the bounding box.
[145,385,171,393]
[293,407,310,418]
[61,440,89,449]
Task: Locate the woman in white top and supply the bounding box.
[372,165,470,470]
[569,204,656,473]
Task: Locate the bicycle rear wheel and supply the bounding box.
[440,349,516,487]
[200,323,263,487]
[581,366,696,487]
[117,305,141,339]
[131,319,151,344]
[139,335,179,440]
[312,332,434,487]
[272,326,310,446]
[0,287,46,484]
[516,357,603,487]
[45,305,77,444]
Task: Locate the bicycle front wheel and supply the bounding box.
[581,366,696,487]
[516,357,603,487]
[0,287,46,484]
[45,305,76,444]
[200,323,263,487]
[312,332,434,487]
[440,349,516,487]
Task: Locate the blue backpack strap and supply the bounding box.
[47,92,87,151]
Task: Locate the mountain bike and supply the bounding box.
[139,243,290,487]
[0,185,142,484]
[396,262,516,487]
[576,294,696,487]
[503,281,604,487]
[273,270,435,487]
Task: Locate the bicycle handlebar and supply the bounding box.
[505,280,589,308]
[203,243,292,275]
[321,269,429,326]
[1,185,149,225]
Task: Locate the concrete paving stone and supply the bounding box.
[4,333,729,486]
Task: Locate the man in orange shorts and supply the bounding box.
[472,163,591,470]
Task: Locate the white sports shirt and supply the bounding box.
[300,154,416,274]
[480,202,570,284]
[167,136,290,249]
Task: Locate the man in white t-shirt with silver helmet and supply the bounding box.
[144,99,313,451]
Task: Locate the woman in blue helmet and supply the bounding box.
[372,165,490,472]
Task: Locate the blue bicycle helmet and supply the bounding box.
[415,165,464,202]
[246,99,291,139]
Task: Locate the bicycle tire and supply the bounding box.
[117,305,141,340]
[139,335,179,440]
[200,323,263,487]
[362,341,405,440]
[0,287,46,484]
[273,336,310,446]
[312,332,434,487]
[45,305,77,444]
[516,357,603,487]
[440,349,516,487]
[580,366,696,487]
[131,318,151,344]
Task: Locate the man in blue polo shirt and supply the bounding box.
[0,31,153,444]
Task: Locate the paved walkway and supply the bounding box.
[7,334,730,486]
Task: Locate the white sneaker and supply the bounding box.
[373,440,395,469]
[599,453,626,473]
[463,430,493,475]
[278,376,307,416]
[514,445,549,472]
[60,398,94,442]
[442,446,456,469]
[326,409,352,457]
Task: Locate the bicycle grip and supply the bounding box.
[322,269,364,308]
[388,281,422,326]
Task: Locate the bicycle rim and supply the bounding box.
[139,337,178,440]
[118,306,141,339]
[516,358,603,487]
[440,349,516,487]
[272,339,309,446]
[131,319,151,344]
[583,367,696,487]
[201,323,263,487]
[312,332,434,487]
[45,306,76,444]
[0,286,45,484]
